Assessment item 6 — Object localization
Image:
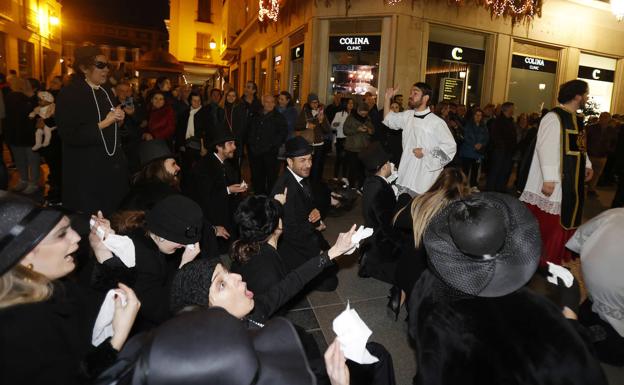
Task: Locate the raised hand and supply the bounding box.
[110,283,141,351]
[274,187,288,205]
[328,224,357,259]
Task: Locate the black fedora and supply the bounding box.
[284,136,313,158]
[208,128,236,149]
[133,308,315,385]
[139,139,174,167]
[359,142,391,172]
[423,192,541,297]
[0,193,64,275]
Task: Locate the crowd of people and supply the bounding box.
[0,44,623,385]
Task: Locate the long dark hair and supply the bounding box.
[230,196,282,264]
[132,158,180,189]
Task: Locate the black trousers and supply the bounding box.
[334,138,347,179]
[345,150,365,189]
[250,151,279,195]
[461,157,480,187]
[486,150,513,192]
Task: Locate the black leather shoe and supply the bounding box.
[387,286,401,321]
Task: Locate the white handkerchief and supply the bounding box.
[344,226,374,255]
[546,262,574,288]
[92,289,127,346]
[332,303,378,364]
[90,219,136,267]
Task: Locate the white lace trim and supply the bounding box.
[519,191,560,215]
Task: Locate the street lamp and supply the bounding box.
[209,39,217,50]
[49,16,60,26]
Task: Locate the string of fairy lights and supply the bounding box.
[258,0,280,22]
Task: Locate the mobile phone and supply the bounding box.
[122,96,134,109]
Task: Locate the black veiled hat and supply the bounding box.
[423,192,541,297]
[0,193,64,275]
[145,195,203,244]
[138,139,174,167]
[284,136,313,158]
[135,307,315,385]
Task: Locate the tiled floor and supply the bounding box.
[283,182,621,385]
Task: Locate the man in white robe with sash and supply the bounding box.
[382,83,456,196]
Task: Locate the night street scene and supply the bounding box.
[2,0,624,384]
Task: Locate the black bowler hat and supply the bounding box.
[132,308,315,385]
[0,194,64,276]
[208,128,236,149]
[424,192,541,297]
[284,136,313,158]
[145,195,203,244]
[139,139,174,167]
[359,142,391,172]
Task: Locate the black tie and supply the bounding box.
[301,178,312,198]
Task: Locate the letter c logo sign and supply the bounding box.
[592,69,601,80]
[451,47,463,61]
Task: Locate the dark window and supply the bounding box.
[198,0,212,23]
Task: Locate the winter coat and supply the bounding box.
[459,120,489,160]
[0,280,116,385]
[247,109,288,155]
[231,243,289,296]
[56,79,129,216]
[147,105,175,140]
[343,113,374,152]
[295,104,331,145]
[4,91,35,146]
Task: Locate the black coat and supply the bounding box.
[175,106,210,150]
[231,243,288,296]
[118,180,179,211]
[247,109,288,155]
[4,91,35,146]
[56,79,129,216]
[408,271,607,385]
[271,170,326,270]
[0,281,116,385]
[359,176,402,284]
[222,102,249,147]
[191,154,235,231]
[489,115,517,153]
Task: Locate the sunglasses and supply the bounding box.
[94,61,109,70]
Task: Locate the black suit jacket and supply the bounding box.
[192,154,233,230]
[271,169,324,270]
[175,106,210,150]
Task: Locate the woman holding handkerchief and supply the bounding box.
[0,194,140,385]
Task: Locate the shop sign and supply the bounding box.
[439,77,464,102]
[290,45,304,61]
[329,35,381,52]
[578,65,615,83]
[512,54,557,73]
[274,55,282,65]
[427,42,485,64]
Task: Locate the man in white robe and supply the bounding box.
[382,83,456,195]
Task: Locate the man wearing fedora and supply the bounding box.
[192,128,247,253]
[357,142,401,284]
[271,136,337,291]
[408,193,607,385]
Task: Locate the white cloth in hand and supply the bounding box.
[92,289,127,346]
[90,219,136,267]
[344,226,374,255]
[332,303,379,364]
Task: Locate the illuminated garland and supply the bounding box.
[258,0,279,22]
[384,0,542,24]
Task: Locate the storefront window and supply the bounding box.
[578,53,616,113]
[0,32,7,76]
[327,35,380,101]
[272,43,283,96]
[425,26,486,106]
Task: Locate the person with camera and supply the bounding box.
[115,81,145,175]
[296,93,331,182]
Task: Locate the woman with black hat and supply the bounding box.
[407,192,607,385]
[0,194,140,385]
[92,194,202,332]
[56,45,128,217]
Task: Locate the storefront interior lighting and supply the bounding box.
[258,0,279,22]
[538,83,546,90]
[459,71,466,79]
[612,0,624,21]
[330,76,335,82]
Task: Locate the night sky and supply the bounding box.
[61,0,169,31]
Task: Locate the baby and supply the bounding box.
[29,91,56,151]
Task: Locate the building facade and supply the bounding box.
[0,0,62,83]
[215,0,624,114]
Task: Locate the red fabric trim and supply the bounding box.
[525,203,576,265]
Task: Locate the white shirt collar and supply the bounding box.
[85,78,101,90]
[413,107,431,116]
[213,153,225,164]
[287,167,304,185]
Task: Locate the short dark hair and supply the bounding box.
[413,82,433,105]
[188,91,202,105]
[557,80,588,104]
[231,195,283,263]
[501,102,514,113]
[156,76,169,89]
[210,88,222,97]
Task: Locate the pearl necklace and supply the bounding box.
[88,80,117,157]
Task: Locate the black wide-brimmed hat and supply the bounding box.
[359,142,391,172]
[145,195,203,244]
[284,136,313,158]
[134,307,315,385]
[423,192,541,297]
[0,193,64,275]
[208,128,236,149]
[139,139,174,167]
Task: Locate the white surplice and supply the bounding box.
[519,110,592,215]
[383,108,456,194]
